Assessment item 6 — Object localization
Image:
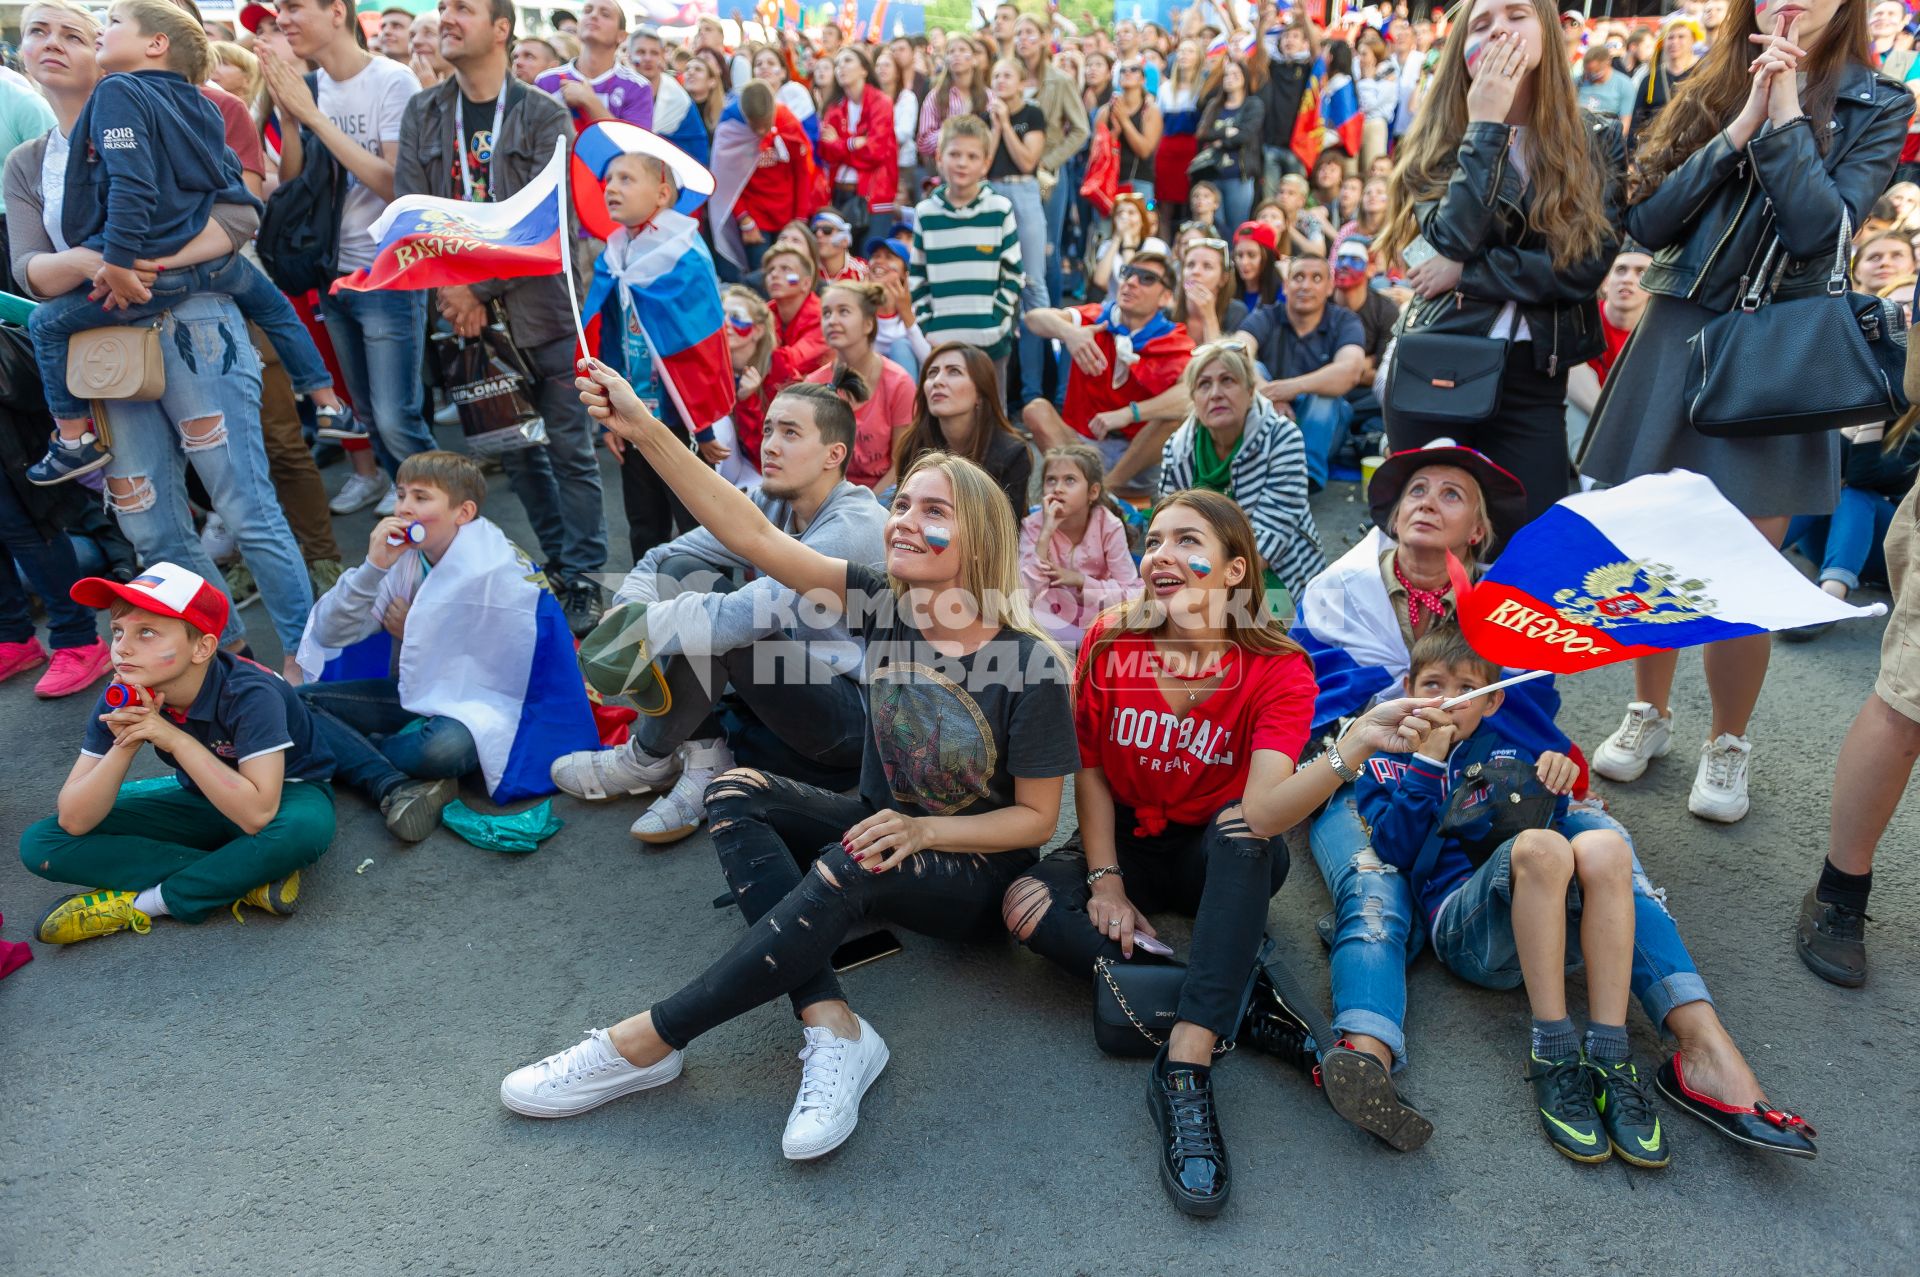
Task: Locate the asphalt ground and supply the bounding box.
[2,440,1916,1276]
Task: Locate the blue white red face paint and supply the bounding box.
[1464,36,1488,72]
[926,526,952,554]
[386,521,427,548]
[1187,555,1213,578]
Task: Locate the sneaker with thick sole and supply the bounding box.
[381,776,460,842]
[631,740,734,845]
[1688,733,1752,823]
[1147,1047,1231,1216]
[1591,702,1672,783]
[1589,1055,1669,1168]
[313,404,368,441]
[236,871,301,917]
[27,430,112,486]
[35,640,112,699]
[0,637,49,684]
[329,471,386,515]
[782,1017,891,1160]
[1795,887,1867,987]
[551,739,679,801]
[1526,1051,1609,1163]
[500,1028,683,1118]
[37,890,151,944]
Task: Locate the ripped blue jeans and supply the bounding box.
[1313,791,1709,1068]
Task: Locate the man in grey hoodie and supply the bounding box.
[551,383,887,844]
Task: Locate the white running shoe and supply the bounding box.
[631,739,734,845]
[781,1017,890,1161]
[1689,734,1752,823]
[551,739,680,801]
[328,471,386,515]
[375,485,398,516]
[1591,702,1673,783]
[500,1028,683,1118]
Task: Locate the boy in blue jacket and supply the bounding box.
[1358,626,1667,1168]
[24,0,355,486]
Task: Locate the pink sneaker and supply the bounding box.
[0,637,47,683]
[34,639,111,698]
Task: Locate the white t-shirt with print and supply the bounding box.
[317,55,420,273]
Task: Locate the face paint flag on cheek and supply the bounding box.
[1188,555,1213,577]
[926,527,952,554]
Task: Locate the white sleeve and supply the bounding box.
[379,63,422,143]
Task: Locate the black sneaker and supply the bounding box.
[1525,1052,1610,1164]
[1146,1048,1230,1217]
[561,578,604,637]
[1795,887,1867,987]
[1238,967,1316,1075]
[1588,1055,1670,1168]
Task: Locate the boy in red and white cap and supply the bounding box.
[19,563,338,946]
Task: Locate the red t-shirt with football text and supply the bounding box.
[1062,303,1195,439]
[1074,618,1318,834]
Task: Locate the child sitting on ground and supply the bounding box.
[20,562,337,945]
[26,0,353,486]
[1018,442,1140,647]
[1357,627,1667,1169]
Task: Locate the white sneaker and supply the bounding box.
[1591,702,1672,783]
[500,1028,683,1118]
[328,471,386,515]
[781,1016,890,1161]
[375,485,398,516]
[200,512,236,564]
[1689,734,1752,823]
[631,738,734,845]
[551,739,680,801]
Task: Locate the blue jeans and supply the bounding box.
[1786,485,1897,591]
[1311,789,1423,1067]
[31,252,333,420]
[1429,805,1712,1033]
[1003,178,1053,406]
[99,294,313,651]
[0,478,96,649]
[297,676,478,804]
[1294,393,1354,490]
[318,287,436,471]
[1059,153,1089,303]
[498,336,607,583]
[1215,175,1255,235]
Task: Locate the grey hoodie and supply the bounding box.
[614,481,887,675]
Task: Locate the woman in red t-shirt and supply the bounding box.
[1002,489,1444,1217]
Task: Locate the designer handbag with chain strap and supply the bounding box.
[66,322,165,402]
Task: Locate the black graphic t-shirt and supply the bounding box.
[843,563,1076,833]
[458,94,497,202]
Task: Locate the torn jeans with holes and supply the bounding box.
[648,772,1035,1051]
[1312,788,1423,1068]
[99,295,312,650]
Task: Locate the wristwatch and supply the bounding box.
[1086,865,1125,887]
[1325,741,1362,785]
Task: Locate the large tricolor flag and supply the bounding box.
[706,95,762,270]
[1449,471,1887,675]
[571,120,715,240]
[333,140,568,294]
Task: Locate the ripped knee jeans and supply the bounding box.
[648,770,1036,1051]
[1003,803,1289,1041]
[1312,788,1422,1067]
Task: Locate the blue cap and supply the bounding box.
[865,234,912,264]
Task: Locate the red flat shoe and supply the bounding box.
[1656,1054,1817,1159]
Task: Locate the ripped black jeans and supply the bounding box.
[1004,804,1289,1040]
[649,770,1037,1050]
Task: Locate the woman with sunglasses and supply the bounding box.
[1172,238,1245,346]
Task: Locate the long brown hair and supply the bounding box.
[1380,0,1612,272]
[1632,3,1870,202]
[1086,489,1306,669]
[893,341,1024,477]
[1173,240,1235,329]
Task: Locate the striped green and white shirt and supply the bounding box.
[907,182,1024,361]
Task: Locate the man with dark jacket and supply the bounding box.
[394,0,608,634]
[1249,0,1318,190]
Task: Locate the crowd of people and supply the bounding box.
[4,0,1918,1217]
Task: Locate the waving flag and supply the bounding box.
[1317,72,1364,158]
[1450,471,1887,675]
[334,141,567,294]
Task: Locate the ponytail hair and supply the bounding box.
[822,279,886,406]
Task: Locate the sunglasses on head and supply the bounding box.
[1187,237,1230,254]
[1121,264,1169,289]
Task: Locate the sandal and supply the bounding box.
[1655,1054,1817,1159]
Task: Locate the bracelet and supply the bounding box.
[1324,742,1362,785]
[1086,865,1125,887]
[1129,401,1142,424]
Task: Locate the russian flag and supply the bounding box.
[1318,72,1365,159]
[579,208,736,444]
[572,121,716,244]
[707,95,762,270]
[1451,471,1887,675]
[333,140,568,295]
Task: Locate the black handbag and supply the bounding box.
[1686,211,1909,438]
[1384,330,1507,425]
[1187,144,1225,181]
[1092,935,1292,1059]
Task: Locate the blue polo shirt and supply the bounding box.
[1239,301,1367,383]
[82,651,335,794]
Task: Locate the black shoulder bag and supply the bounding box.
[257,74,349,296]
[1384,309,1508,425]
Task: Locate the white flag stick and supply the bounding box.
[553,134,591,360]
[1441,668,1551,710]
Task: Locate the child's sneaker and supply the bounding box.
[1591,701,1672,782]
[33,639,111,699]
[27,429,113,486]
[235,871,301,917]
[313,404,368,441]
[36,890,151,944]
[1525,1051,1610,1163]
[1588,1055,1669,1168]
[0,637,49,683]
[1689,734,1752,823]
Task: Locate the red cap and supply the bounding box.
[239,3,278,34]
[71,562,231,638]
[1233,220,1278,255]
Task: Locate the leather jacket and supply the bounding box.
[1396,114,1624,376]
[1630,62,1909,312]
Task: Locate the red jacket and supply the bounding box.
[738,105,821,236]
[819,86,898,213]
[767,292,829,390]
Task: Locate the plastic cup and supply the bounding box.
[1360,454,1386,490]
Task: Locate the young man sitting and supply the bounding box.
[549,383,886,844]
[295,451,600,840]
[21,563,337,944]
